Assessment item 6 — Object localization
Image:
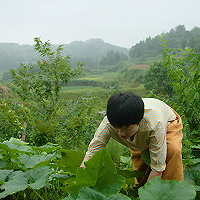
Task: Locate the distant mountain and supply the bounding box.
[1,25,200,73]
[0,38,129,72]
[129,25,200,62]
[62,38,129,59]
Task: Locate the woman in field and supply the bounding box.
[80,91,183,186]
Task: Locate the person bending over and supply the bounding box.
[80,92,183,186]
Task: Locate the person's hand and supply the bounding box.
[80,156,90,168]
[147,170,163,182]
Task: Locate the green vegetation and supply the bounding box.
[0,25,200,199]
[129,25,200,63]
[0,138,196,199]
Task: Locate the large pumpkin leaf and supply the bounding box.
[17,153,56,169]
[77,187,105,200]
[0,166,53,198]
[28,166,53,189]
[0,170,29,198]
[0,170,13,185]
[66,148,125,198]
[184,168,200,191]
[56,149,85,173]
[76,187,131,200]
[3,138,31,152]
[138,176,196,200]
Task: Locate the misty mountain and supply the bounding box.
[1,25,200,73]
[129,25,200,61]
[0,38,129,72]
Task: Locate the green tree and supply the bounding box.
[181,38,187,49]
[99,50,128,67]
[9,37,84,145]
[160,37,200,137]
[144,61,173,97]
[10,37,83,103]
[189,37,196,49]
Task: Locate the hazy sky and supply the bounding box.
[1,0,200,48]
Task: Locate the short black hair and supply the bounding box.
[106,92,144,128]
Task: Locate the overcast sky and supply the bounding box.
[1,0,200,48]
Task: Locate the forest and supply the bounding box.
[0,24,199,199]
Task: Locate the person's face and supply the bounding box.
[114,124,139,139]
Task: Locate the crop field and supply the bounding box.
[130,64,150,70]
[78,71,119,82]
[60,86,109,102]
[60,70,148,102]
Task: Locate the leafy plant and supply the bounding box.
[0,138,197,199]
[10,37,83,103]
[66,148,125,199]
[0,100,23,141]
[159,37,200,198]
[55,92,105,149]
[9,37,84,145]
[144,61,173,97]
[0,138,83,199]
[160,36,200,136]
[63,187,132,200]
[139,176,196,200]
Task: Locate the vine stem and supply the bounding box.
[32,188,45,200]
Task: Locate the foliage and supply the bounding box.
[184,163,200,192]
[0,38,129,74]
[138,176,196,200]
[99,50,129,68]
[0,100,23,141]
[6,38,86,146]
[66,148,125,199]
[160,37,200,137]
[55,92,105,149]
[0,139,196,199]
[129,25,200,61]
[19,101,65,146]
[118,67,144,84]
[63,187,132,200]
[105,138,124,166]
[0,138,195,200]
[0,138,84,199]
[141,151,151,167]
[144,61,173,97]
[159,37,200,196]
[10,37,83,103]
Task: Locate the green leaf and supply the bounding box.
[0,171,29,198]
[18,153,56,169]
[61,195,74,200]
[76,187,131,200]
[66,149,125,198]
[0,170,13,182]
[120,156,131,163]
[138,177,196,200]
[0,159,7,168]
[9,138,29,145]
[56,149,85,173]
[77,187,105,200]
[28,166,53,189]
[184,169,200,190]
[0,166,53,198]
[195,92,199,100]
[117,168,147,178]
[50,173,75,184]
[3,140,30,152]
